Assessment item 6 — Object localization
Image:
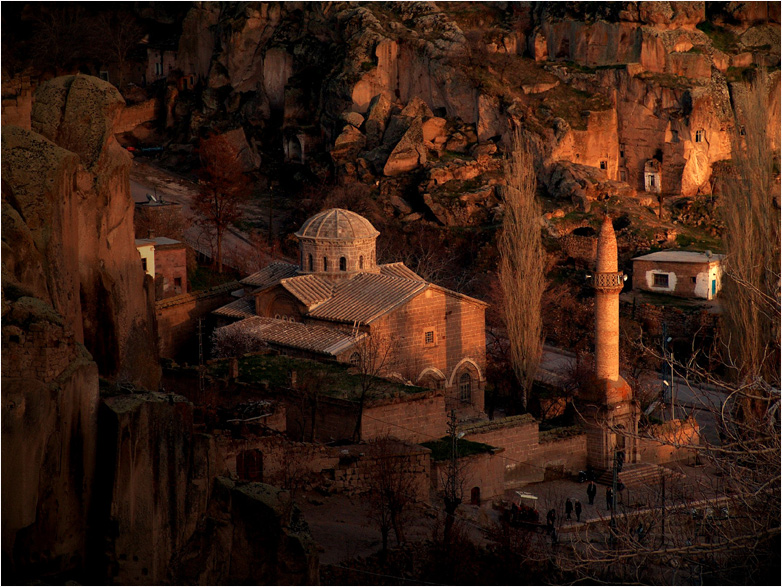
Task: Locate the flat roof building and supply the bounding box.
[631,250,725,300]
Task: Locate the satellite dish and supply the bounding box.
[146,193,157,203]
[705,250,712,259]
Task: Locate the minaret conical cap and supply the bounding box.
[596,216,618,273]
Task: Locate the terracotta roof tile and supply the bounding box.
[280,274,334,308]
[212,296,255,319]
[216,316,364,356]
[308,273,428,325]
[240,262,299,289]
[379,262,425,282]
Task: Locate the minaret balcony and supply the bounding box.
[592,271,625,290]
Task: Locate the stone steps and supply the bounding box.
[595,462,684,488]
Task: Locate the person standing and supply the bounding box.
[565,498,573,520]
[546,508,556,531]
[587,481,597,505]
[575,499,582,522]
[606,487,614,510]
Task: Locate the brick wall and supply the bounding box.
[638,417,699,465]
[156,282,239,360]
[115,99,157,134]
[561,234,597,265]
[372,287,486,412]
[155,245,188,297]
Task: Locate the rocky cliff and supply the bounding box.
[159,1,778,225]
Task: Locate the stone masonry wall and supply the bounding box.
[638,417,699,465]
[461,416,588,486]
[156,281,238,360]
[372,287,486,412]
[361,391,447,443]
[431,450,505,501]
[154,245,188,298]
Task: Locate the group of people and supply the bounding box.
[544,480,623,545]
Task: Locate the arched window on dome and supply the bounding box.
[340,257,347,271]
[308,254,313,272]
[323,257,329,271]
[359,255,364,270]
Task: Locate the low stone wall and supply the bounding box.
[156,282,239,360]
[286,389,447,444]
[638,417,699,465]
[218,434,431,502]
[362,391,447,443]
[461,416,588,486]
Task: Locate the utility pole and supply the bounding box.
[268,184,274,247]
[198,318,205,397]
[609,448,621,545]
[661,474,666,548]
[444,410,462,544]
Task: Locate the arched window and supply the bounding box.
[308,254,313,272]
[323,257,328,271]
[459,373,472,403]
[349,352,361,367]
[339,257,347,271]
[359,255,364,270]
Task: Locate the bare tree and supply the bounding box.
[194,134,251,273]
[365,437,418,554]
[498,129,546,411]
[29,5,91,74]
[95,11,144,90]
[350,333,396,442]
[720,68,781,386]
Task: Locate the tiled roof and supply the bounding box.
[240,262,299,289]
[212,296,255,319]
[216,316,365,356]
[280,274,334,308]
[156,281,239,310]
[307,272,429,325]
[379,262,425,282]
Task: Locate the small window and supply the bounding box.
[691,277,697,284]
[359,255,364,270]
[141,258,147,271]
[619,144,625,158]
[620,170,627,182]
[649,175,656,188]
[308,254,313,272]
[653,273,669,288]
[340,257,347,271]
[695,129,704,143]
[349,352,361,367]
[459,373,472,403]
[323,257,328,271]
[174,277,182,287]
[600,160,607,170]
[99,70,109,82]
[155,62,163,76]
[424,330,435,345]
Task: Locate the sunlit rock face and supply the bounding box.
[2,75,159,579]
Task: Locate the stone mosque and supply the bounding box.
[215,208,488,416]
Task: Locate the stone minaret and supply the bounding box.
[579,216,640,470]
[594,216,623,382]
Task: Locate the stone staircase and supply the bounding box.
[596,463,684,488]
